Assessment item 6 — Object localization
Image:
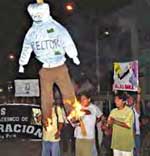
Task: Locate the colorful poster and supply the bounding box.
[113,60,139,91]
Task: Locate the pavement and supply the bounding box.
[0,139,75,156]
[0,140,41,156]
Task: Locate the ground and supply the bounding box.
[0,140,41,156]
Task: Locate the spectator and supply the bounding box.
[72,92,103,156]
[42,100,64,156]
[107,92,134,156]
[101,116,112,156]
[140,116,150,156]
[126,87,141,156]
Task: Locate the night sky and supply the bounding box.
[0,0,132,84]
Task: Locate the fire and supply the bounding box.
[67,99,87,136]
[67,99,85,120]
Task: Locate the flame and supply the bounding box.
[67,98,87,136]
[67,99,85,120]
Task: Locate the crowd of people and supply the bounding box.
[1,87,150,156]
[38,87,149,156]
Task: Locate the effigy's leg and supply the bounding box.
[39,68,54,126]
[55,65,75,110]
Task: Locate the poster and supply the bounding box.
[0,103,42,140]
[15,79,40,97]
[113,60,139,91]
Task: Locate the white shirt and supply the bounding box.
[74,103,103,139]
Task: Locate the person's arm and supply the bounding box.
[101,117,112,135]
[107,116,130,129]
[80,109,91,115]
[55,122,64,139]
[96,114,104,123]
[107,110,134,129]
[93,105,104,123]
[69,117,80,127]
[135,87,141,114]
[109,117,131,129]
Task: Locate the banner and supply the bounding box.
[0,103,42,140]
[15,79,40,97]
[113,60,139,91]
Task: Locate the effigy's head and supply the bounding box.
[27,3,50,22]
[36,0,44,4]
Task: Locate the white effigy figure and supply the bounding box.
[18,0,80,126]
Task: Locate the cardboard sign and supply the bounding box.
[15,79,40,97]
[113,60,139,91]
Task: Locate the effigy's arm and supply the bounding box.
[19,34,33,73]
